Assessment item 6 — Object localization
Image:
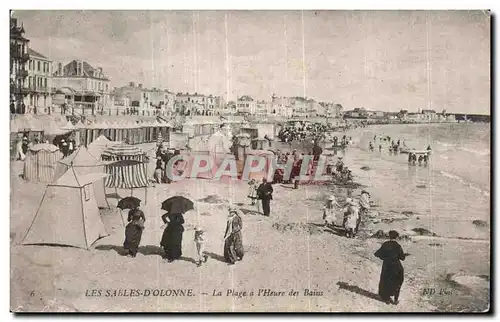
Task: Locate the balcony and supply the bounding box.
[20,53,30,63]
[22,84,50,93]
[16,70,28,79]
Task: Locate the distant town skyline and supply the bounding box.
[13,10,490,114]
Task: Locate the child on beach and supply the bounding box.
[194,226,208,267]
[247,179,259,206]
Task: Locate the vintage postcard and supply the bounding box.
[10,10,491,312]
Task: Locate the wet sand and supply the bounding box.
[10,132,490,312]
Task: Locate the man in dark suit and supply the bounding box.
[257,178,273,216]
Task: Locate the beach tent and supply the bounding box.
[101,143,149,189]
[42,119,71,136]
[87,135,115,159]
[53,146,110,208]
[20,168,109,249]
[23,143,63,183]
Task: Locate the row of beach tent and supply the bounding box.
[10,114,173,147]
[22,135,149,189]
[20,137,152,249]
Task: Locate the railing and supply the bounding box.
[17,70,28,78]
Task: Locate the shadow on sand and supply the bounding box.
[239,207,263,216]
[95,244,197,264]
[205,251,226,263]
[337,281,385,303]
[308,222,347,237]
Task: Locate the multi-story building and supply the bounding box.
[52,60,111,115]
[25,48,52,114]
[271,96,292,117]
[236,95,257,114]
[174,92,223,116]
[320,102,344,118]
[10,17,30,114]
[111,82,177,116]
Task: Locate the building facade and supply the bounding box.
[174,92,223,116]
[52,60,111,115]
[25,48,52,114]
[10,17,30,114]
[236,95,257,114]
[111,82,176,116]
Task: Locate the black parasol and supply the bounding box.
[117,196,141,210]
[161,196,194,214]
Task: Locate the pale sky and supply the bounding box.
[13,10,490,114]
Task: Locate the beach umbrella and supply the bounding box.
[117,196,142,210]
[161,196,194,214]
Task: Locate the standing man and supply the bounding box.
[257,178,273,216]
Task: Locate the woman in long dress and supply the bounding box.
[374,230,409,305]
[123,205,146,257]
[160,212,185,262]
[224,206,244,265]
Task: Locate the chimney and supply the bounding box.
[79,60,84,76]
[129,82,135,87]
[138,84,143,89]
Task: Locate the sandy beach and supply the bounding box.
[10,127,490,312]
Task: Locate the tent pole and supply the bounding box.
[120,209,125,227]
[130,188,133,197]
[144,187,147,205]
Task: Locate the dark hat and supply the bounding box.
[388,230,399,239]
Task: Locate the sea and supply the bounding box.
[345,123,491,240]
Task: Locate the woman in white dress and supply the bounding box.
[343,198,359,238]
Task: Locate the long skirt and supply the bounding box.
[224,232,244,264]
[160,227,184,260]
[123,224,143,256]
[378,260,404,301]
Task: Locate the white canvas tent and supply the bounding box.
[21,168,109,249]
[53,146,110,208]
[87,134,117,160]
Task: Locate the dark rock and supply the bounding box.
[360,166,371,171]
[472,220,488,227]
[402,211,414,216]
[411,227,437,236]
[416,184,426,188]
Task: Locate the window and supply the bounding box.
[44,78,47,88]
[83,185,91,201]
[37,61,40,71]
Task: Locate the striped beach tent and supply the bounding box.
[23,143,63,183]
[101,143,149,189]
